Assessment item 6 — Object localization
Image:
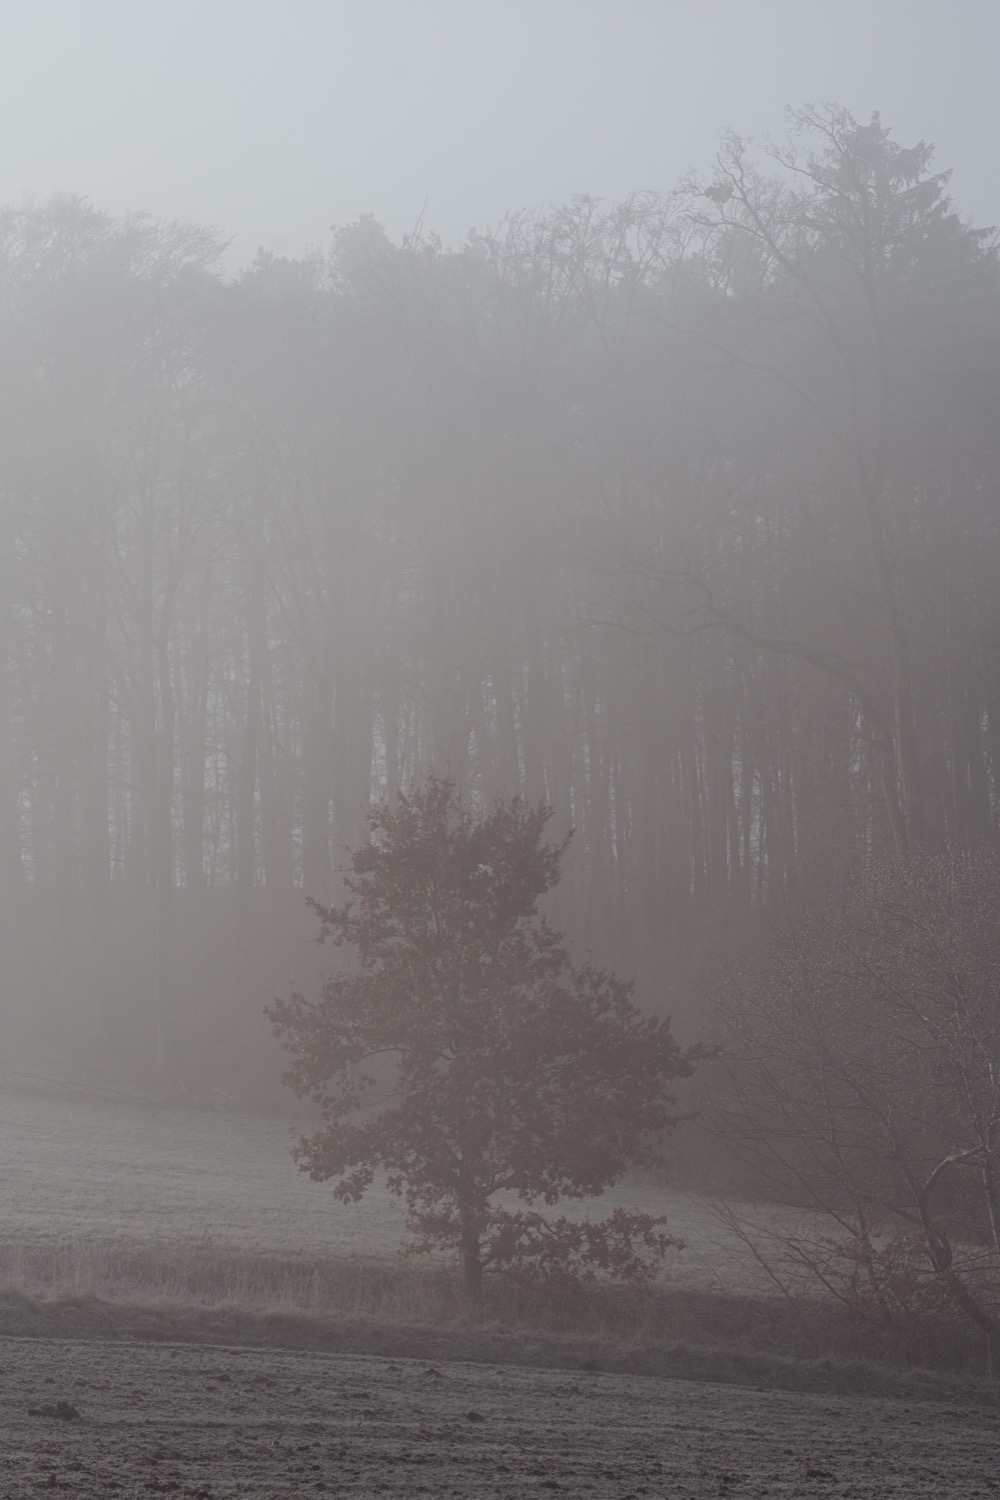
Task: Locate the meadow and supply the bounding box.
[0,1076,812,1298]
[0,1075,992,1407]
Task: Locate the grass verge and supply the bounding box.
[0,1237,996,1407]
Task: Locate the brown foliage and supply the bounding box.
[268,775,699,1312]
[788,1231,959,1330]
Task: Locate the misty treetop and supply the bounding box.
[1,105,998,1083]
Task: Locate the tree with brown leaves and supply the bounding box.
[268,775,698,1314]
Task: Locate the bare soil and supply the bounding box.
[4,1334,1000,1499]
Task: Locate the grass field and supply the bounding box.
[0,1076,816,1296]
[0,1076,995,1403]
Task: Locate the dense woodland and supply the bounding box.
[2,106,999,1092]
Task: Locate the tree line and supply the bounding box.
[2,105,998,1088]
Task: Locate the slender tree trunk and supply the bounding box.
[459,1208,484,1319]
[154,613,181,1080]
[861,487,924,853]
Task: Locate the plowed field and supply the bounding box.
[5,1334,999,1499]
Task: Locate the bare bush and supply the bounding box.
[714,852,1000,1369]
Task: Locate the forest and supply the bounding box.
[2,105,998,1094]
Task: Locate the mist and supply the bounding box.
[3,1,999,265]
[3,10,1000,1487]
[1,93,999,1094]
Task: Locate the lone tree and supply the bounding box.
[268,775,698,1313]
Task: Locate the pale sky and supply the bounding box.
[1,0,996,271]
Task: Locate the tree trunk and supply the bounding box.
[460,1217,484,1320]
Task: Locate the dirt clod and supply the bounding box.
[28,1400,80,1421]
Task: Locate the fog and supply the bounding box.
[1,95,998,1097]
[2,1,999,266]
[5,13,1000,1472]
[1,5,999,1103]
